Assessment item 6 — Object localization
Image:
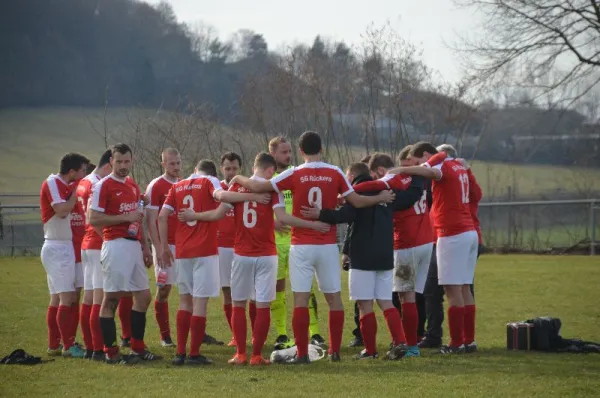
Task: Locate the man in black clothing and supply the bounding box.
[301,162,423,359]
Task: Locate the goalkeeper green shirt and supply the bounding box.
[273,165,293,247]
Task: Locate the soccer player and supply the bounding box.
[77,149,113,360]
[230,131,395,363]
[89,143,160,364]
[387,141,479,354]
[351,150,434,357]
[217,152,242,346]
[268,136,325,350]
[158,160,271,366]
[40,152,90,358]
[71,173,86,350]
[145,148,181,347]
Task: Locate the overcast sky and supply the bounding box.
[145,0,481,83]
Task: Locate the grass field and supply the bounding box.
[2,107,600,198]
[1,255,599,397]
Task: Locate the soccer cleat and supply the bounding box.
[465,342,478,353]
[84,349,94,359]
[202,334,224,346]
[227,338,237,348]
[355,349,379,360]
[285,354,310,365]
[172,354,186,366]
[329,352,341,362]
[250,355,271,366]
[348,336,364,348]
[120,337,131,348]
[310,334,327,349]
[274,335,294,350]
[47,345,63,356]
[105,353,140,365]
[133,349,163,361]
[91,351,105,362]
[386,343,408,360]
[160,336,175,348]
[62,345,86,358]
[228,354,248,365]
[418,337,442,349]
[187,355,213,365]
[404,346,421,358]
[440,344,466,355]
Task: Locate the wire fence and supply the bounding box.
[0,196,598,256]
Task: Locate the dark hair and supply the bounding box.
[98,148,113,167]
[410,141,438,158]
[298,131,322,155]
[86,163,96,174]
[347,162,370,178]
[196,159,217,177]
[220,151,242,166]
[59,153,90,174]
[360,155,372,164]
[254,152,276,169]
[368,152,394,171]
[111,143,132,156]
[398,145,413,161]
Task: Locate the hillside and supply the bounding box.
[1,107,600,200]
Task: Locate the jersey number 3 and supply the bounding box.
[182,195,197,226]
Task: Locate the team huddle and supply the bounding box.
[39,130,482,366]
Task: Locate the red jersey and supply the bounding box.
[78,173,103,250]
[467,169,483,244]
[230,176,284,257]
[90,175,142,241]
[271,161,354,245]
[217,180,236,248]
[146,175,178,245]
[71,181,86,262]
[354,173,433,249]
[425,154,475,237]
[40,174,74,241]
[163,174,222,259]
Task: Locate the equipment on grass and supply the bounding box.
[270,344,326,363]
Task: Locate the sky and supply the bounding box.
[145,0,481,84]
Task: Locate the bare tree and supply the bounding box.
[455,0,600,108]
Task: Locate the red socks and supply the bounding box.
[401,302,419,346]
[71,303,80,341]
[328,310,344,355]
[190,316,206,356]
[154,301,171,340]
[359,312,377,355]
[252,308,270,356]
[232,307,247,355]
[90,304,103,351]
[292,307,310,358]
[118,296,133,339]
[47,306,60,349]
[448,306,465,347]
[80,303,93,350]
[57,305,74,350]
[249,301,257,332]
[383,308,406,346]
[176,310,191,356]
[224,304,233,331]
[463,305,476,345]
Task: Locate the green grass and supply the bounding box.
[1,107,600,198]
[1,255,599,397]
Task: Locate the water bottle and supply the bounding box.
[127,199,145,236]
[156,268,168,287]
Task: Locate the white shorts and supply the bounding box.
[82,249,103,290]
[231,254,277,302]
[152,244,177,285]
[41,240,76,294]
[218,247,234,288]
[176,255,220,298]
[75,262,84,289]
[289,244,341,293]
[393,243,433,294]
[100,239,149,293]
[349,268,393,301]
[437,231,479,285]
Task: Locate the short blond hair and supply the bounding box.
[436,144,458,158]
[268,136,288,153]
[161,147,180,160]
